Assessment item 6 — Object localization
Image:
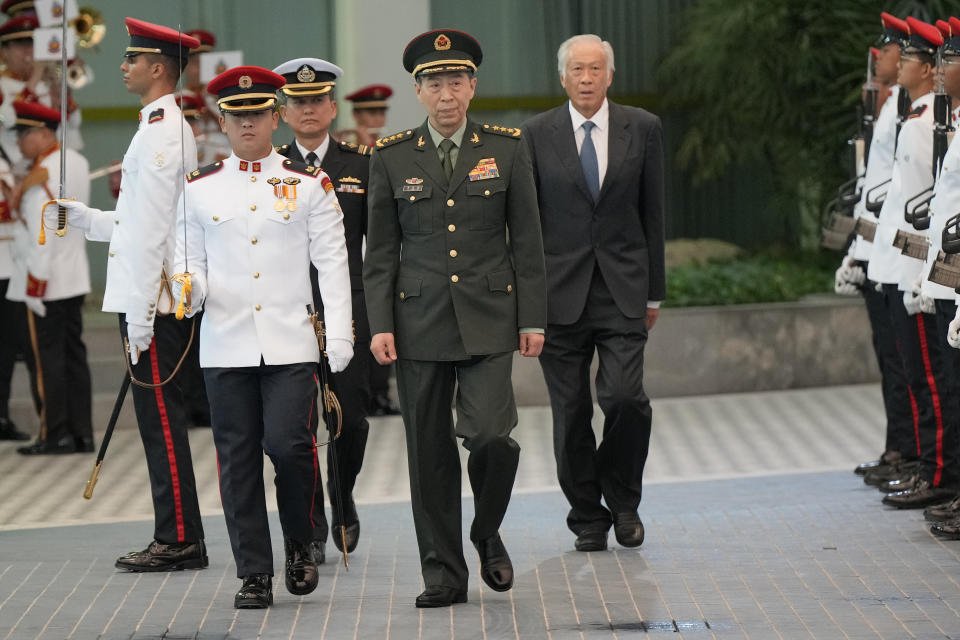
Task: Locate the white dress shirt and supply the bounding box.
[569,98,609,186]
[296,135,330,166]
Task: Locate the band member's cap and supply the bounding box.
[345,84,393,109]
[186,28,215,54]
[13,100,60,130]
[175,92,206,119]
[0,13,36,42]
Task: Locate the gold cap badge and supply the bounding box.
[238,75,252,89]
[434,33,451,51]
[296,65,316,83]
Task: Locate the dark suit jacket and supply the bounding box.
[363,118,547,361]
[524,101,665,325]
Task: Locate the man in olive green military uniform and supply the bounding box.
[364,29,546,608]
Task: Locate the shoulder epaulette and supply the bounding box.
[186,161,223,182]
[148,108,164,124]
[482,123,521,138]
[338,139,372,156]
[274,144,291,154]
[282,158,321,178]
[374,129,415,149]
[907,104,928,119]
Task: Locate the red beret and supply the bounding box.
[186,28,215,53]
[344,84,393,109]
[207,66,284,112]
[175,92,206,118]
[13,100,60,129]
[905,16,944,55]
[0,13,36,42]
[125,17,200,59]
[0,0,32,17]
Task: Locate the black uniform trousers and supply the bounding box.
[175,309,210,427]
[396,351,520,591]
[119,314,203,545]
[204,361,318,578]
[539,265,652,535]
[882,284,952,487]
[862,281,916,457]
[932,299,960,487]
[34,295,92,444]
[0,278,40,420]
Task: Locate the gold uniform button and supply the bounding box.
[399,291,406,299]
[255,304,261,311]
[251,237,258,245]
[250,176,257,182]
[451,274,459,283]
[484,189,490,196]
[212,215,219,221]
[250,205,257,211]
[448,224,456,232]
[409,195,416,202]
[283,213,290,220]
[447,199,455,207]
[449,249,458,258]
[507,285,513,292]
[253,272,260,279]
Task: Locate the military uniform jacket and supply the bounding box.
[6,148,90,302]
[868,91,935,289]
[86,93,198,324]
[174,151,352,368]
[364,118,547,361]
[921,105,960,300]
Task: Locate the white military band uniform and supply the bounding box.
[84,93,198,324]
[851,85,900,262]
[0,156,15,279]
[921,106,960,300]
[174,151,352,368]
[6,147,91,302]
[868,91,935,288]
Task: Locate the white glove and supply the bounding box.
[48,199,99,232]
[326,338,354,373]
[126,321,154,365]
[919,291,936,315]
[24,296,45,318]
[948,307,960,348]
[170,274,203,318]
[903,286,923,316]
[834,278,859,295]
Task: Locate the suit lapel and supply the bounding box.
[320,139,345,179]
[411,121,447,188]
[599,102,630,202]
[446,120,484,194]
[548,105,594,203]
[285,138,304,162]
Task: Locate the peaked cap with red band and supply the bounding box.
[345,84,393,109]
[946,17,960,54]
[175,92,206,118]
[0,0,32,17]
[13,100,59,129]
[186,28,214,54]
[125,17,200,59]
[937,19,951,38]
[0,13,36,42]
[880,12,910,46]
[402,29,482,78]
[207,66,284,112]
[905,16,944,56]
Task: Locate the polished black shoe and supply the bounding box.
[284,537,319,596]
[115,539,208,572]
[370,392,401,416]
[855,451,902,476]
[864,460,920,487]
[574,528,608,552]
[0,418,30,441]
[235,574,273,609]
[882,480,956,509]
[74,436,95,453]
[613,512,645,548]
[415,585,467,608]
[331,521,359,554]
[309,539,326,565]
[924,495,960,522]
[474,533,513,592]
[931,516,960,540]
[879,473,919,494]
[17,438,76,455]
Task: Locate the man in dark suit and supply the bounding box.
[364,30,546,608]
[524,34,665,553]
[274,57,373,564]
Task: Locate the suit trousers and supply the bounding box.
[120,313,203,545]
[883,284,951,486]
[205,361,318,578]
[34,295,92,444]
[539,266,651,535]
[862,281,916,457]
[396,352,520,590]
[0,278,40,419]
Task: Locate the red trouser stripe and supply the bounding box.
[308,372,319,529]
[916,315,945,486]
[150,339,185,542]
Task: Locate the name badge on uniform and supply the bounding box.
[403,177,423,192]
[469,157,499,181]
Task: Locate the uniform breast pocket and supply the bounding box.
[466,181,506,230]
[202,212,238,229]
[394,185,433,234]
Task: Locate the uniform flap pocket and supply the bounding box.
[265,208,299,225]
[204,212,237,226]
[466,181,506,198]
[397,276,422,301]
[486,270,514,293]
[394,183,432,202]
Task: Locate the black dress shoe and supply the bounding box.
[284,537,319,596]
[879,473,919,494]
[882,480,956,509]
[115,539,208,572]
[613,512,645,547]
[924,495,960,522]
[235,574,273,609]
[864,460,920,487]
[331,521,359,554]
[474,533,513,592]
[574,528,608,552]
[74,436,95,453]
[855,451,902,476]
[370,392,401,416]
[0,418,30,441]
[931,516,960,539]
[17,438,76,455]
[415,585,467,608]
[309,539,326,565]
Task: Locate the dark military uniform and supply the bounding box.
[364,118,546,591]
[278,137,372,543]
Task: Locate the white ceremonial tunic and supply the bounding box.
[6,147,90,302]
[868,91,935,288]
[852,85,900,262]
[0,155,14,279]
[921,106,960,300]
[85,94,197,325]
[174,151,352,368]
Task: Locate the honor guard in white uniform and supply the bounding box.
[55,19,208,573]
[173,66,352,609]
[7,101,93,455]
[867,17,957,509]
